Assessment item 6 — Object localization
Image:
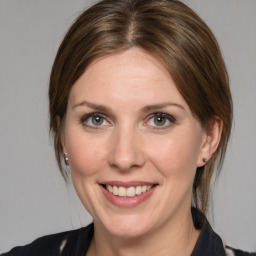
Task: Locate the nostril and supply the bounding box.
[108,136,146,171]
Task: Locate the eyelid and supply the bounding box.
[80,112,112,128]
[80,111,176,129]
[81,112,106,121]
[153,112,176,122]
[144,112,177,128]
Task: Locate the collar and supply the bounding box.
[191,208,226,256]
[75,208,227,256]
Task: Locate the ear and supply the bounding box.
[197,116,223,167]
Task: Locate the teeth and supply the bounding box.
[106,185,113,193]
[113,186,118,195]
[119,187,126,197]
[142,185,147,193]
[127,187,136,197]
[135,186,142,195]
[105,184,153,197]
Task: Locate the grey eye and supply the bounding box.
[82,113,109,128]
[91,116,104,126]
[153,116,167,126]
[146,113,176,128]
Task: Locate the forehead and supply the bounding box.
[68,48,188,110]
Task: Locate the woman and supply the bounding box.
[2,0,255,255]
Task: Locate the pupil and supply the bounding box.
[92,116,103,125]
[154,116,166,126]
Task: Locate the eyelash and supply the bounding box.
[146,112,176,129]
[80,112,110,129]
[80,112,176,130]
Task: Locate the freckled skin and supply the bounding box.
[63,48,220,251]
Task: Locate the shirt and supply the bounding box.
[2,209,255,256]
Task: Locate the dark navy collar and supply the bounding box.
[74,208,226,256]
[191,214,226,255]
[4,208,255,255]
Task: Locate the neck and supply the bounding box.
[87,207,200,256]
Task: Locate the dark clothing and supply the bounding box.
[2,209,255,256]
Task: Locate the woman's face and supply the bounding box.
[63,48,212,238]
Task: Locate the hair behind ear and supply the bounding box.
[194,116,224,215]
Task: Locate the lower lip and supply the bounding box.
[101,185,157,208]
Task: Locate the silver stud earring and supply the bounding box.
[64,153,69,166]
[203,158,207,164]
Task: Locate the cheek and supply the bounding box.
[66,133,108,177]
[146,133,201,181]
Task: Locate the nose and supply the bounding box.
[108,126,146,172]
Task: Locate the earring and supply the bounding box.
[64,153,69,166]
[203,158,207,164]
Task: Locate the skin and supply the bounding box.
[62,48,222,256]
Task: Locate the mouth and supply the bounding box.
[99,181,158,208]
[101,184,156,198]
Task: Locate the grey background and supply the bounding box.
[0,0,255,253]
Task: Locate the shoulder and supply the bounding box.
[191,208,256,256]
[1,223,94,256]
[225,246,256,256]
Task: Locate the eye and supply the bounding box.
[146,113,176,128]
[81,113,110,128]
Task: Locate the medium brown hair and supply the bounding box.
[49,0,233,215]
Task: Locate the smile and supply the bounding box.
[104,184,153,197]
[100,182,158,208]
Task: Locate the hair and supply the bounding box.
[49,0,233,216]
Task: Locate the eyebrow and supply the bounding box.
[72,101,185,113]
[72,101,113,113]
[141,102,185,112]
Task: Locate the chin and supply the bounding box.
[98,214,156,238]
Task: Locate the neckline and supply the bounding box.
[191,208,226,256]
[77,208,226,256]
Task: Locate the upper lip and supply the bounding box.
[100,181,158,188]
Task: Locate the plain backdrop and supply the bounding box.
[0,0,255,253]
